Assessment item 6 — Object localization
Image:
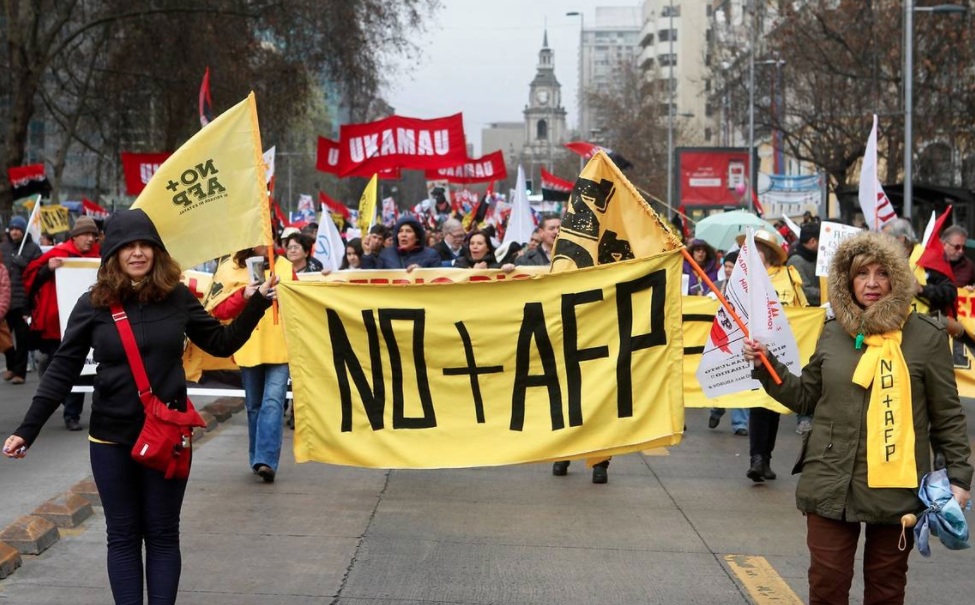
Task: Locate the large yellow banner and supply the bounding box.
[682,296,827,413]
[951,287,975,398]
[297,266,548,283]
[278,250,685,469]
[133,93,271,269]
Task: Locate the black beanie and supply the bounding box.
[100,209,167,265]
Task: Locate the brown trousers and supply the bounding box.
[806,514,913,605]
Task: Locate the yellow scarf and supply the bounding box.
[851,331,918,488]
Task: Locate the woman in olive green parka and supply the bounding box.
[745,231,972,605]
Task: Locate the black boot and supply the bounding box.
[747,455,765,483]
[592,465,608,484]
[552,461,569,476]
[762,459,776,481]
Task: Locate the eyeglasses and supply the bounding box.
[948,243,964,251]
[285,245,303,252]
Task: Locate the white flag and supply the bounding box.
[20,195,42,255]
[696,229,801,398]
[501,165,535,247]
[314,205,346,271]
[858,115,896,231]
[781,214,801,238]
[263,146,276,185]
[920,209,937,249]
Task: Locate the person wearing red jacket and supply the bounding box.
[22,216,101,431]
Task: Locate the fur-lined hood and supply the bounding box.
[828,231,916,337]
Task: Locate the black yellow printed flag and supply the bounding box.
[133,92,271,268]
[551,150,682,271]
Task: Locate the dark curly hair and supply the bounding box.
[90,244,182,308]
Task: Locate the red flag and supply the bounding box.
[917,204,955,283]
[541,168,573,202]
[423,150,507,184]
[199,67,213,128]
[751,187,765,218]
[120,152,171,195]
[270,197,289,229]
[81,198,110,218]
[319,191,351,220]
[7,163,50,199]
[338,113,467,177]
[564,141,602,159]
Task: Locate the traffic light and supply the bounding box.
[525,179,533,195]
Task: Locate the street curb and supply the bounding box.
[32,493,93,528]
[0,396,245,581]
[68,480,101,507]
[0,541,22,580]
[0,516,59,555]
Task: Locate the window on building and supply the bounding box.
[658,29,677,42]
[705,127,713,141]
[707,4,713,17]
[661,5,681,18]
[706,102,715,117]
[537,119,548,141]
[658,53,677,67]
[705,78,712,92]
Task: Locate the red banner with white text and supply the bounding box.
[337,113,467,177]
[316,136,401,180]
[121,152,172,195]
[424,150,507,184]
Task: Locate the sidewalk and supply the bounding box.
[1,407,973,604]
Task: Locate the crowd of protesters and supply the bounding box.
[1,200,972,605]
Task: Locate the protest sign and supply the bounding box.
[40,205,70,234]
[815,221,862,277]
[55,259,100,375]
[278,251,685,469]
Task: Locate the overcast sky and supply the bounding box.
[387,0,630,155]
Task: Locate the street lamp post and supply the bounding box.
[566,10,585,159]
[904,2,968,220]
[667,0,675,214]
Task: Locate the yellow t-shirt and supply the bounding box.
[768,265,808,308]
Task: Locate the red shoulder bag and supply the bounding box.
[111,304,206,479]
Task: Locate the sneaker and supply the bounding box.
[592,466,608,484]
[708,413,721,429]
[796,419,813,435]
[255,464,276,483]
[734,428,749,436]
[3,370,13,381]
[552,461,569,476]
[65,418,83,432]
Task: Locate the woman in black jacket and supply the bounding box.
[454,231,515,272]
[3,209,275,605]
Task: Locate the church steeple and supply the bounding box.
[538,29,553,69]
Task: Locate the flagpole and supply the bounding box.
[635,186,697,226]
[18,194,42,256]
[680,247,782,384]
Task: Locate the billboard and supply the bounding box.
[676,147,757,207]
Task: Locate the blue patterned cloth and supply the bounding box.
[914,469,971,557]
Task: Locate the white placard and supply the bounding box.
[815,221,862,277]
[54,258,101,375]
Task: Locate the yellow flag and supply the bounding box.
[133,93,270,268]
[278,251,685,469]
[551,151,682,271]
[357,175,378,232]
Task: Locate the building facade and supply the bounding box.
[579,7,643,141]
[523,31,568,169]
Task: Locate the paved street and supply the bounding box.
[1,373,973,604]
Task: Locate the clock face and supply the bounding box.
[535,90,550,105]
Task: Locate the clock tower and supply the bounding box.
[523,30,567,166]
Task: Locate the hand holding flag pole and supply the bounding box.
[680,247,782,385]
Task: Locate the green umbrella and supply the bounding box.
[693,210,782,251]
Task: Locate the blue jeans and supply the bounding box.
[240,363,289,471]
[90,442,187,605]
[710,407,750,431]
